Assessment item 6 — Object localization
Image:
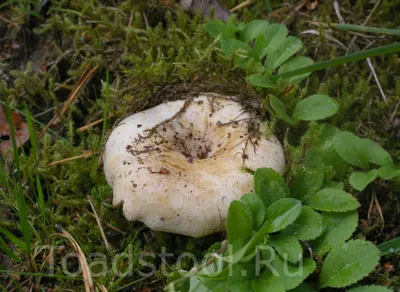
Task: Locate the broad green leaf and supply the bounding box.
[241,193,265,230]
[198,276,228,292]
[292,95,339,121]
[270,234,302,263]
[228,280,252,292]
[188,276,210,292]
[265,198,302,233]
[167,271,190,292]
[334,131,394,170]
[349,169,378,191]
[204,20,238,40]
[265,36,303,70]
[312,211,358,256]
[228,262,256,292]
[290,283,317,292]
[278,56,314,85]
[269,94,295,124]
[347,286,393,292]
[240,20,270,43]
[252,270,285,292]
[290,151,325,201]
[322,181,344,190]
[227,200,253,248]
[248,73,275,88]
[221,39,252,68]
[377,237,400,256]
[333,131,369,170]
[378,166,400,179]
[254,168,289,207]
[222,220,271,264]
[319,240,380,288]
[272,256,316,290]
[363,139,394,168]
[314,124,348,178]
[305,189,360,212]
[255,23,288,59]
[259,179,289,208]
[282,206,324,241]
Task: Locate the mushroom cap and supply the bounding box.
[104,94,285,238]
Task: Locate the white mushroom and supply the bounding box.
[103,94,285,238]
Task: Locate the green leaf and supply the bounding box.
[377,237,400,256]
[315,124,348,178]
[333,131,369,170]
[282,206,324,241]
[378,166,400,179]
[306,189,360,212]
[188,276,210,292]
[278,56,314,85]
[247,74,275,88]
[220,39,252,68]
[319,240,380,288]
[265,36,303,70]
[349,169,378,191]
[292,94,339,121]
[290,283,317,292]
[260,180,289,208]
[270,234,302,263]
[312,211,358,256]
[227,200,253,248]
[272,256,316,290]
[322,181,344,190]
[363,139,394,168]
[204,20,238,40]
[347,286,393,292]
[333,131,394,170]
[241,193,265,230]
[254,23,288,59]
[265,198,302,233]
[254,168,289,208]
[290,151,325,201]
[240,20,270,43]
[252,270,285,292]
[269,95,295,124]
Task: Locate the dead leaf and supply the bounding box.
[0,105,30,157]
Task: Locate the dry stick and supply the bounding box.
[40,65,99,137]
[88,196,110,249]
[77,114,115,133]
[47,150,99,167]
[87,211,126,235]
[266,0,308,19]
[230,0,254,12]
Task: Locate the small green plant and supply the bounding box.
[166,168,387,291]
[204,18,340,124]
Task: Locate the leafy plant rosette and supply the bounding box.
[165,166,388,291]
[164,18,400,292]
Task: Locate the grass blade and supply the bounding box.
[314,22,400,37]
[272,43,400,81]
[378,237,400,256]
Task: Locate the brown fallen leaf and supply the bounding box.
[307,0,318,11]
[0,105,30,157]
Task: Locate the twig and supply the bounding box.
[77,114,115,133]
[88,196,110,249]
[86,211,126,235]
[47,150,99,167]
[366,58,387,100]
[40,65,99,137]
[266,0,308,19]
[230,0,254,12]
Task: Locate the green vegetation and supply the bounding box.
[1,0,400,291]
